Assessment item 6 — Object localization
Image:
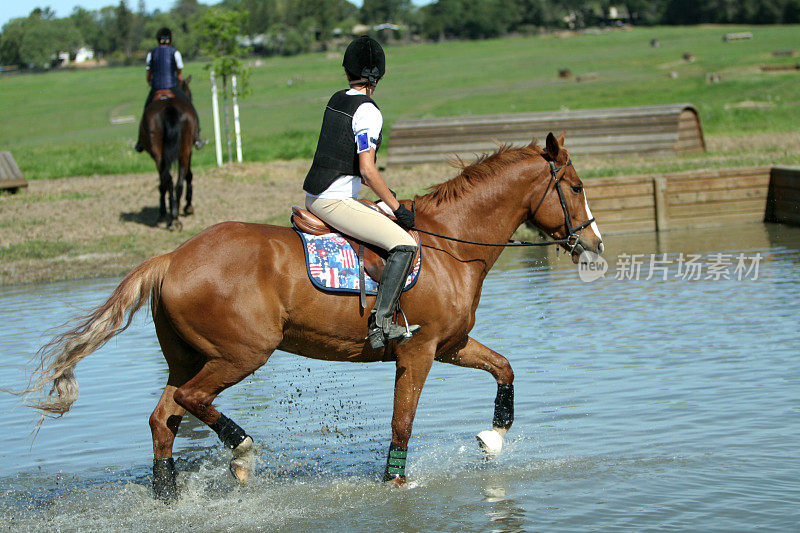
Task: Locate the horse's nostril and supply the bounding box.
[598,242,605,254]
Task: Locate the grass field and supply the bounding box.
[2,24,800,180]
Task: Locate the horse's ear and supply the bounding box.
[545,132,561,159]
[558,130,566,146]
[185,75,192,84]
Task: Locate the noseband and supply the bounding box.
[543,159,595,253]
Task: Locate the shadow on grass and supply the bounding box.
[120,206,161,227]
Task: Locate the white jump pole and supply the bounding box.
[210,70,223,167]
[231,74,243,163]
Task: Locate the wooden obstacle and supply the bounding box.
[760,64,800,72]
[587,167,772,235]
[387,104,706,166]
[0,151,28,193]
[765,167,800,226]
[723,32,753,42]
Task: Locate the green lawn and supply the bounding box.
[2,24,799,179]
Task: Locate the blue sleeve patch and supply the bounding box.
[356,130,370,153]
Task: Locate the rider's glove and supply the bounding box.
[393,205,415,230]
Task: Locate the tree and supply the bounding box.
[1,10,80,68]
[511,0,554,28]
[361,0,413,24]
[196,6,252,163]
[421,0,513,40]
[785,0,800,22]
[622,0,666,24]
[115,0,133,56]
[0,18,26,65]
[237,0,278,35]
[70,7,101,50]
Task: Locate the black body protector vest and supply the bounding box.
[303,90,382,195]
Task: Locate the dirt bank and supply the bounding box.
[0,160,450,286]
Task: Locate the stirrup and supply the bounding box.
[368,314,420,350]
[194,138,207,150]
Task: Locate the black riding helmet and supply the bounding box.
[343,36,385,86]
[156,27,172,44]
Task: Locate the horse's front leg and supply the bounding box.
[171,162,186,231]
[383,342,435,485]
[178,143,193,219]
[436,336,514,457]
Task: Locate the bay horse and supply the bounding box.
[25,133,603,501]
[139,76,197,231]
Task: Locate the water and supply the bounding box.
[1,223,799,531]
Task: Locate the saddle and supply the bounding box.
[154,89,175,100]
[291,200,420,305]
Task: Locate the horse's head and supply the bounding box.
[528,132,604,263]
[180,75,192,101]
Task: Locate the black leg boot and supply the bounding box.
[368,245,421,350]
[153,457,178,502]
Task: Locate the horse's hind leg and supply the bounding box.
[150,385,186,502]
[172,353,274,483]
[160,161,178,230]
[183,165,193,216]
[436,336,514,457]
[156,160,172,228]
[150,303,202,501]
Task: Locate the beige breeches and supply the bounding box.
[305,196,417,251]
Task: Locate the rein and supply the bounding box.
[412,158,595,250]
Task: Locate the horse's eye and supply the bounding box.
[571,185,583,194]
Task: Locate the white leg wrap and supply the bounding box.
[229,436,254,483]
[476,428,505,458]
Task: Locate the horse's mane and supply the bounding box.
[417,141,543,209]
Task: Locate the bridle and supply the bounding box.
[533,158,595,253]
[411,156,595,251]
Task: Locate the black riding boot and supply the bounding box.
[368,245,421,350]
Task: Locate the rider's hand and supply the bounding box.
[393,205,415,229]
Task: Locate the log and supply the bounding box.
[388,104,706,166]
[0,151,28,193]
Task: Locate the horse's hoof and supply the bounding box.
[183,205,194,216]
[167,220,182,232]
[477,429,504,458]
[229,436,254,483]
[385,475,407,488]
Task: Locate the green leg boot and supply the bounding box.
[368,245,421,350]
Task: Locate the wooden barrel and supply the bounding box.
[0,151,28,193]
[387,104,706,166]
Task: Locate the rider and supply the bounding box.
[303,35,420,350]
[135,27,205,152]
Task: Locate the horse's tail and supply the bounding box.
[161,105,182,172]
[21,253,172,422]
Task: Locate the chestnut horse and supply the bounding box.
[26,133,602,501]
[139,76,197,230]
